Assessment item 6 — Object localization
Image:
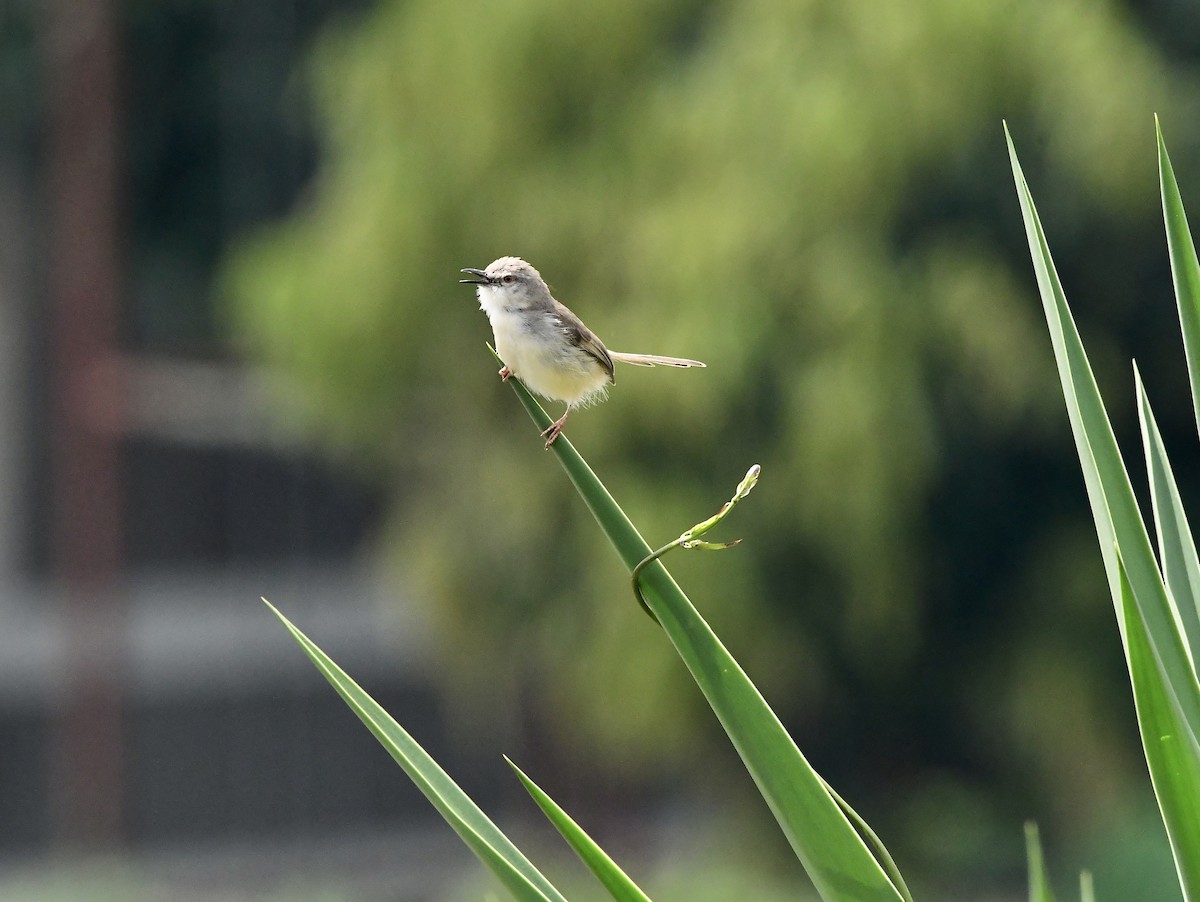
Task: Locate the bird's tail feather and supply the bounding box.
[610,351,705,368]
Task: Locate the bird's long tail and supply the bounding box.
[610,352,706,368]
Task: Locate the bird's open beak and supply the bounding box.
[459,268,491,285]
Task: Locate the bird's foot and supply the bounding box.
[540,413,570,448]
[498,366,512,382]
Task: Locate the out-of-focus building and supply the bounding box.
[0,3,464,890]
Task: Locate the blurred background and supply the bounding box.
[3,0,1200,898]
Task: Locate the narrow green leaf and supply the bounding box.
[1025,822,1059,902]
[818,777,913,902]
[1136,368,1200,669]
[506,757,652,902]
[496,354,907,902]
[263,600,567,902]
[1006,124,1200,744]
[1118,553,1200,899]
[1157,117,1200,440]
[1079,871,1095,902]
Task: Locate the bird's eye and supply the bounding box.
[501,274,515,284]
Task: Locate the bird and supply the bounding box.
[460,256,705,446]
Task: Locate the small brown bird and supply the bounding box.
[461,257,705,446]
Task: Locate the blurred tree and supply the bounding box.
[221,0,1200,877]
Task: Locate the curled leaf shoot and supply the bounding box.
[631,464,761,622]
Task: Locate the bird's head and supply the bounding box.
[460,257,550,311]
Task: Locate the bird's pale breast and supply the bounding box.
[488,307,610,407]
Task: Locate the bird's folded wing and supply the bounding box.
[558,317,615,379]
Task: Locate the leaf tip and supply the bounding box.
[1156,118,1172,172]
[1005,125,1026,187]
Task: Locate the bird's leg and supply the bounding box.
[498,365,512,382]
[540,408,571,448]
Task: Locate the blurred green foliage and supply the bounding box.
[222,0,1200,880]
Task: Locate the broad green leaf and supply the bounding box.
[1136,368,1200,669]
[1158,117,1200,440]
[1025,822,1059,902]
[497,352,908,902]
[1118,552,1200,899]
[506,757,652,902]
[263,600,567,902]
[1006,124,1200,745]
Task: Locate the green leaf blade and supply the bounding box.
[1079,870,1095,902]
[506,758,653,902]
[1136,369,1200,670]
[263,600,567,902]
[1118,554,1200,899]
[1006,124,1200,746]
[1157,118,1200,440]
[1025,821,1059,902]
[498,365,907,902]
